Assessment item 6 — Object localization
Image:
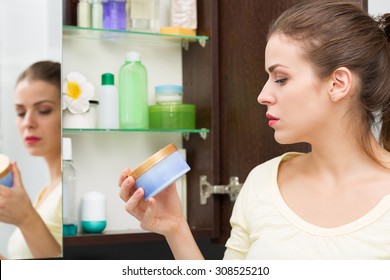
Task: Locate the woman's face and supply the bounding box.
[15,79,61,158]
[258,34,332,145]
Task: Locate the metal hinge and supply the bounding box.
[199,175,243,205]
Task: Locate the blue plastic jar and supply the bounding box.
[0,154,13,188]
[130,144,190,199]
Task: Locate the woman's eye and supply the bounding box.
[274,78,288,85]
[39,109,52,115]
[16,111,26,117]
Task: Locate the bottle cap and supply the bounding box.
[101,73,114,85]
[63,137,72,161]
[126,51,141,62]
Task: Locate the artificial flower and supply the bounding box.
[63,72,94,114]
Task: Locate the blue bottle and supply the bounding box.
[103,0,127,30]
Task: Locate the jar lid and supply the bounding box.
[155,85,183,95]
[0,154,11,178]
[129,143,178,180]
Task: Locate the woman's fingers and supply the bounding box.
[124,187,145,221]
[118,168,131,187]
[140,198,157,230]
[119,176,135,202]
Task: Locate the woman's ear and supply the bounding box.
[328,67,353,102]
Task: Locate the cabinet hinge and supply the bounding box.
[199,175,243,205]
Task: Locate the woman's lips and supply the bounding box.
[25,136,41,144]
[266,113,280,127]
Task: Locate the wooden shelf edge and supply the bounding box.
[64,228,213,247]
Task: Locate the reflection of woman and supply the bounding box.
[0,61,62,259]
[119,2,390,259]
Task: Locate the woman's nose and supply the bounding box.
[22,111,37,128]
[257,81,275,105]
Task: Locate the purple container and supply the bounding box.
[103,0,126,30]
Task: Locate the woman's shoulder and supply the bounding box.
[250,152,305,175]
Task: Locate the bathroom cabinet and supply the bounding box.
[63,0,367,259]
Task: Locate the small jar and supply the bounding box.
[130,143,190,199]
[0,154,13,188]
[80,191,107,233]
[155,85,183,105]
[63,100,99,129]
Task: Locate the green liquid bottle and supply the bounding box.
[118,51,149,129]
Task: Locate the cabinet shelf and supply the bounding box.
[63,25,209,48]
[63,128,209,140]
[63,229,212,247]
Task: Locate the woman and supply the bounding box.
[118,1,390,259]
[0,61,62,259]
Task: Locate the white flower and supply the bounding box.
[63,72,94,114]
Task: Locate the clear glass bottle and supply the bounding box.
[103,0,127,30]
[130,0,159,32]
[118,51,149,129]
[62,137,78,236]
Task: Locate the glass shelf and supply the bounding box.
[63,128,210,140]
[63,25,208,48]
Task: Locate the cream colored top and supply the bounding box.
[224,153,390,259]
[7,183,62,259]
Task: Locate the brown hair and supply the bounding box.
[16,60,61,91]
[269,1,390,164]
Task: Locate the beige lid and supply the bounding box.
[0,154,11,178]
[129,143,178,180]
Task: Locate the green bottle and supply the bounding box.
[118,51,149,129]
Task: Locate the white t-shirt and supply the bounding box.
[7,183,62,259]
[224,153,390,259]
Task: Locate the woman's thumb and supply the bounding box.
[10,162,24,190]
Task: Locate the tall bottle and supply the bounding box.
[103,0,127,30]
[77,0,91,28]
[99,73,119,129]
[91,0,103,28]
[130,0,159,32]
[118,51,149,129]
[62,137,78,236]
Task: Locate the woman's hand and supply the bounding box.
[118,168,186,237]
[0,162,35,226]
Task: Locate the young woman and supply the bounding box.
[118,1,390,259]
[0,61,62,259]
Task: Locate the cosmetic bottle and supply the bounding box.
[103,0,127,30]
[99,73,119,129]
[129,0,159,32]
[77,0,91,28]
[62,138,78,236]
[118,51,149,129]
[91,0,103,28]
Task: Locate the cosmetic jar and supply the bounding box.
[148,104,196,129]
[80,191,107,233]
[63,100,99,129]
[130,143,190,199]
[0,154,13,188]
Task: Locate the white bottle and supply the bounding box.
[91,0,103,28]
[99,73,119,129]
[77,0,91,28]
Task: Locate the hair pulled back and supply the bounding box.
[16,60,61,91]
[269,1,390,162]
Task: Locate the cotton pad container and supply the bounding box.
[130,143,190,199]
[0,154,13,188]
[80,191,107,233]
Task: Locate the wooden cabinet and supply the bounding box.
[63,0,367,259]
